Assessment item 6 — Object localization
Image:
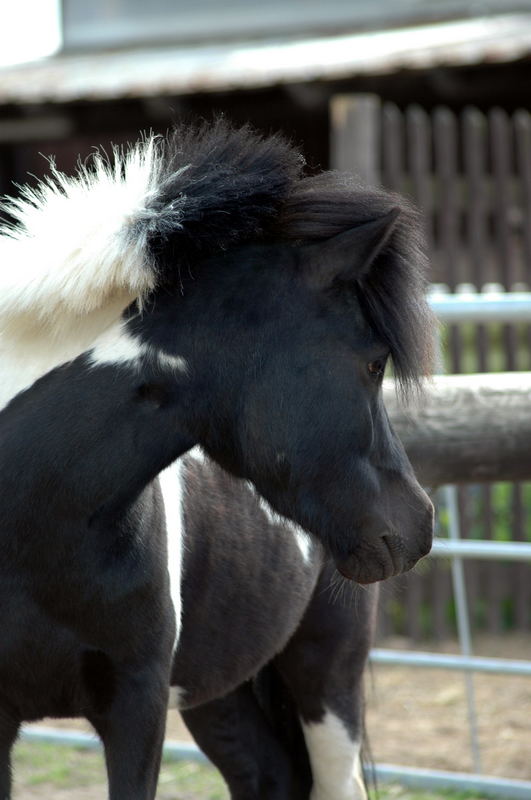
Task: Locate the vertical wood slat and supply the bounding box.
[382,103,405,194]
[405,572,424,641]
[434,107,462,373]
[406,106,433,252]
[514,111,531,399]
[463,107,490,372]
[462,108,492,609]
[514,110,531,283]
[490,108,519,374]
[376,582,392,640]
[511,483,529,631]
[382,103,428,640]
[431,559,452,641]
[490,108,517,289]
[432,490,452,641]
[407,105,433,253]
[491,111,526,603]
[484,484,505,634]
[377,580,401,641]
[434,107,460,290]
[330,94,381,184]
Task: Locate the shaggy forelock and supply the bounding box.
[278,173,436,393]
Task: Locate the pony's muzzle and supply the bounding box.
[336,500,434,584]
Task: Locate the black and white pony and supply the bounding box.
[174,450,378,800]
[0,121,434,800]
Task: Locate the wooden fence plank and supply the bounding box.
[382,103,405,194]
[431,554,452,641]
[463,107,490,372]
[514,109,531,283]
[407,104,433,251]
[490,108,517,289]
[511,483,529,631]
[330,94,381,184]
[434,107,462,378]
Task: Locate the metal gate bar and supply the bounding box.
[372,764,531,800]
[431,539,531,560]
[370,650,531,675]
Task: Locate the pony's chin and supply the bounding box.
[335,561,391,584]
[335,536,405,584]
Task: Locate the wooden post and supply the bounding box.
[385,372,531,486]
[330,94,381,185]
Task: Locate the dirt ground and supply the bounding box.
[362,634,531,779]
[23,633,530,789]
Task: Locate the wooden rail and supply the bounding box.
[385,372,531,486]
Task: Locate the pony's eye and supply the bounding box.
[367,359,386,379]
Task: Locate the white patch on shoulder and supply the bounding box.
[89,321,188,374]
[88,322,146,366]
[254,492,312,565]
[0,295,133,411]
[158,459,185,654]
[301,710,366,800]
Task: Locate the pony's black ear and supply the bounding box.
[305,208,400,289]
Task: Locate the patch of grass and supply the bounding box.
[14,741,104,789]
[13,741,493,800]
[374,786,490,800]
[13,740,229,798]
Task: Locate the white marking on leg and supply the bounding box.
[301,710,366,800]
[158,460,185,655]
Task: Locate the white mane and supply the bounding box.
[0,136,163,410]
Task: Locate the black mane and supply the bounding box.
[144,119,304,273]
[278,172,436,392]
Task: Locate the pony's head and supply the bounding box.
[96,130,434,583]
[3,121,435,583]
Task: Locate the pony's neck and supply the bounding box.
[0,351,194,529]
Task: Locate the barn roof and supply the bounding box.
[0,14,530,106]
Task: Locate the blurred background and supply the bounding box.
[1,1,530,798]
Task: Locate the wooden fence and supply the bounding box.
[331,97,531,639]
